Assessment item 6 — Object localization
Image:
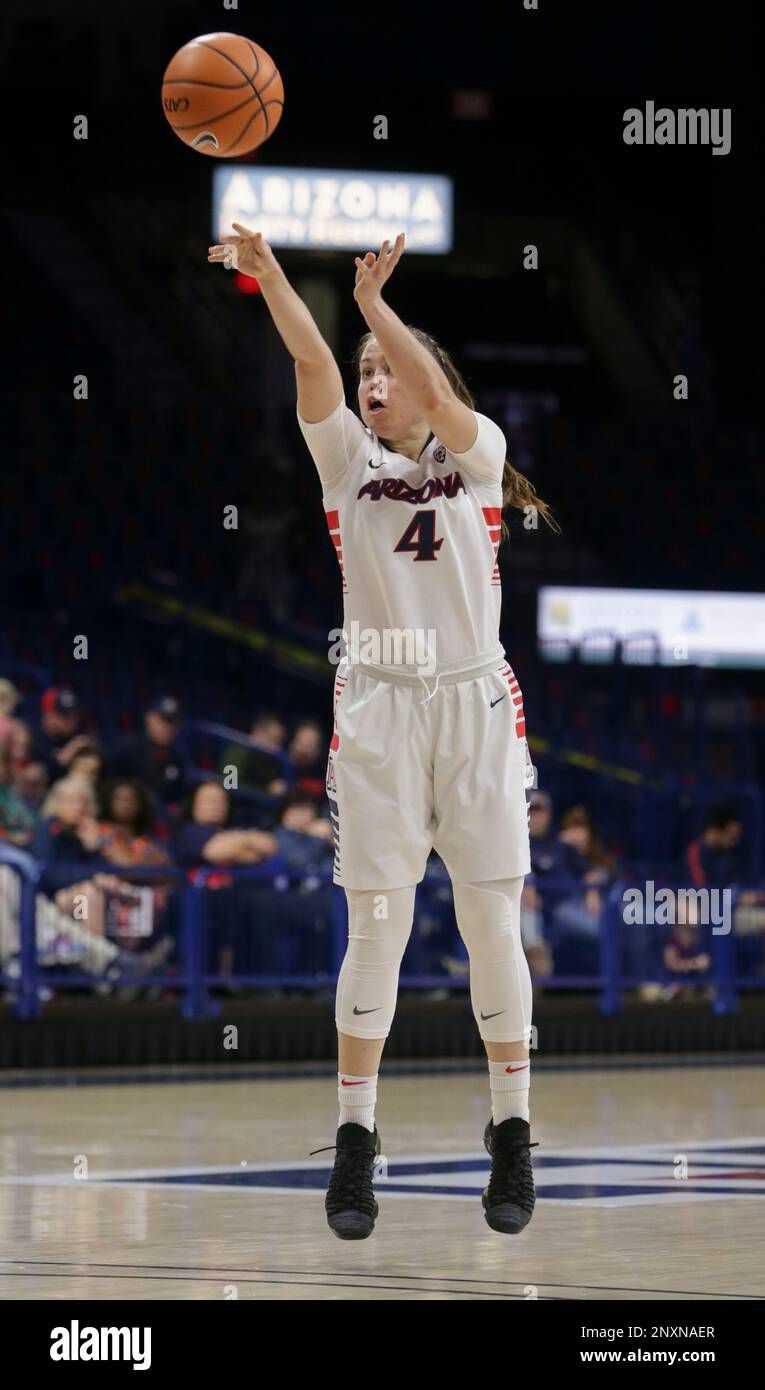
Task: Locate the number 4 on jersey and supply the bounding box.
[393,510,444,561]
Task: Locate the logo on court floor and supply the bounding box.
[83,1138,765,1209]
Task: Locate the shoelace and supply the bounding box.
[487,1138,539,1208]
[313,1143,378,1215]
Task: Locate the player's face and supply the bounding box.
[358,341,426,435]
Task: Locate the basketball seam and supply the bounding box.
[196,38,260,84]
[224,99,283,156]
[248,45,280,102]
[163,78,255,90]
[171,93,262,133]
[195,38,272,153]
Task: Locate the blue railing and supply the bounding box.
[1,860,763,1020]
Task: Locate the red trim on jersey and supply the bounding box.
[325,508,348,592]
[482,506,502,588]
[499,663,526,738]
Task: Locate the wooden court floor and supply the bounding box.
[1,1059,763,1301]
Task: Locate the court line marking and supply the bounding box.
[0,1271,559,1299]
[1,1056,764,1090]
[0,1262,760,1300]
[3,1135,764,1185]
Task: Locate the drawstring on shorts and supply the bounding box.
[416,670,444,706]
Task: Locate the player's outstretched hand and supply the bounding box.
[353,233,405,308]
[207,224,281,281]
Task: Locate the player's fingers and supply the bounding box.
[232,222,256,237]
[385,234,404,265]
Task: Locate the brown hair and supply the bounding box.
[559,804,615,873]
[352,328,559,540]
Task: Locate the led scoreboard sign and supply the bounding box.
[213,166,453,254]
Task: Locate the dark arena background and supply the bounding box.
[1,0,764,1331]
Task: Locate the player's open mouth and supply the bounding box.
[368,401,385,412]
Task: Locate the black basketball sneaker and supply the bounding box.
[482,1116,538,1233]
[311,1122,381,1240]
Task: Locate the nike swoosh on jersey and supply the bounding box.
[490,694,507,708]
[480,1009,506,1020]
[352,1005,382,1015]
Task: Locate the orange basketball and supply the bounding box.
[161,32,284,158]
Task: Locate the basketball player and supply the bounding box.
[208,227,557,1239]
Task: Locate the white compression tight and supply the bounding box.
[335,886,416,1039]
[451,877,533,1044]
[335,877,532,1046]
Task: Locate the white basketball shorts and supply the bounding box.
[326,657,532,890]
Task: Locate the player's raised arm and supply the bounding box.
[208,223,343,422]
[353,234,479,455]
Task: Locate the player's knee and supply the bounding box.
[345,886,415,957]
[452,878,525,955]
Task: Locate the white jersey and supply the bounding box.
[297,399,508,674]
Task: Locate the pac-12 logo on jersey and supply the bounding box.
[433,445,446,463]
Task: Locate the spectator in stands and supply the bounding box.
[662,921,712,1000]
[685,804,745,888]
[550,805,618,962]
[96,779,173,948]
[32,776,104,890]
[173,780,279,988]
[0,740,37,847]
[287,719,327,799]
[31,775,142,938]
[68,745,105,789]
[520,790,582,980]
[31,687,92,783]
[173,781,277,867]
[5,718,33,779]
[0,716,47,819]
[0,678,21,750]
[108,695,189,806]
[14,755,49,813]
[683,803,765,978]
[220,712,288,798]
[273,789,333,872]
[0,678,20,717]
[98,779,168,869]
[529,791,586,877]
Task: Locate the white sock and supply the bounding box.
[488,1058,530,1124]
[338,1073,378,1132]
